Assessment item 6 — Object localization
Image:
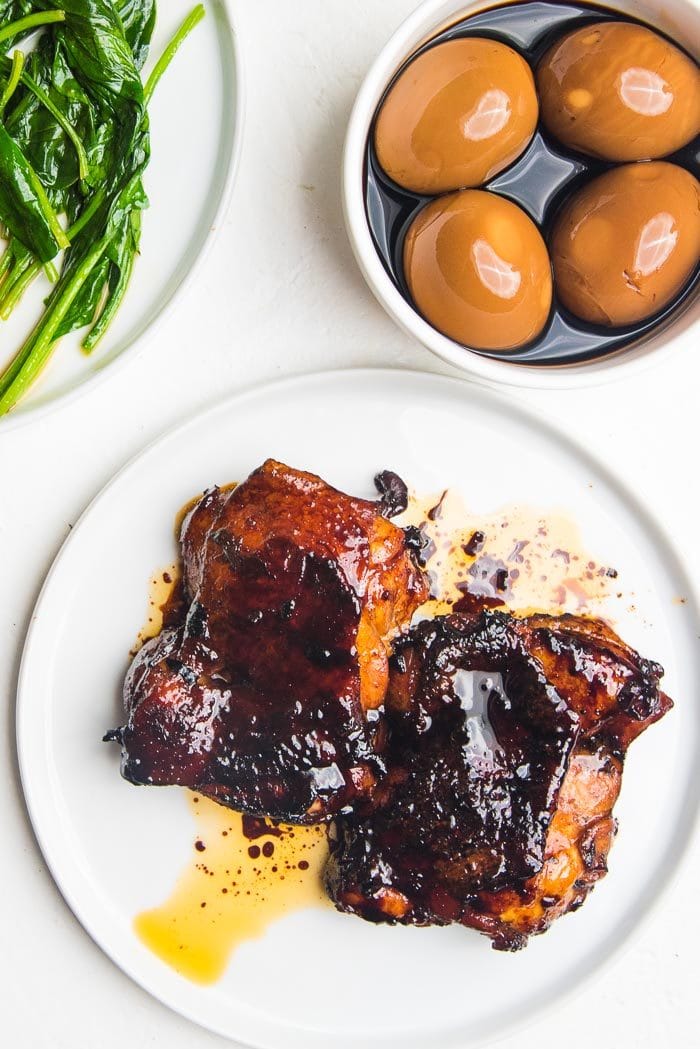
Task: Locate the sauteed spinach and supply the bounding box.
[0,0,204,414]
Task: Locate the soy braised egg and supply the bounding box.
[375,38,539,194]
[404,191,552,351]
[550,162,700,327]
[537,21,700,161]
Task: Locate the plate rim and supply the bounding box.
[15,366,700,1048]
[0,0,247,434]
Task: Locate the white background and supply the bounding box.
[0,1,697,1046]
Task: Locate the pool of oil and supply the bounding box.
[135,797,330,984]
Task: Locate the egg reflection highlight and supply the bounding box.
[404,191,552,351]
[634,213,678,276]
[537,22,700,161]
[550,162,700,327]
[375,38,539,194]
[471,239,522,299]
[462,89,511,141]
[619,68,673,117]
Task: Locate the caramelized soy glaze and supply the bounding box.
[114,462,427,822]
[173,481,239,537]
[327,609,670,949]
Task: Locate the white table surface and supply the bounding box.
[0,1,697,1045]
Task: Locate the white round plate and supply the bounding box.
[0,0,244,430]
[17,369,700,1048]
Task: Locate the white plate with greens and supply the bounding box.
[0,0,243,429]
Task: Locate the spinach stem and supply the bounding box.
[0,250,30,307]
[144,5,205,106]
[43,259,58,283]
[21,70,90,181]
[0,10,65,46]
[0,259,39,319]
[24,158,70,253]
[0,50,24,114]
[67,187,106,239]
[83,247,135,353]
[0,233,113,413]
[0,242,12,285]
[3,80,32,131]
[0,189,106,320]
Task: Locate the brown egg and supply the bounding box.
[375,38,539,194]
[537,21,700,161]
[404,190,552,350]
[550,162,700,327]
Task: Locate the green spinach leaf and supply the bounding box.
[0,119,68,260]
[36,0,144,117]
[115,0,155,71]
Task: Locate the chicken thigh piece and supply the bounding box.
[106,461,428,823]
[326,610,671,948]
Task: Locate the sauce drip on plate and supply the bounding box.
[135,796,329,984]
[399,488,620,619]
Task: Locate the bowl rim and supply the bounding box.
[342,0,700,390]
[0,0,247,433]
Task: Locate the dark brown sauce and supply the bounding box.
[365,0,700,366]
[128,566,183,659]
[242,815,284,840]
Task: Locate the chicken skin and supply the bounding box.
[326,610,672,948]
[106,461,428,823]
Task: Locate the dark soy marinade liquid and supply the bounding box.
[365,1,700,366]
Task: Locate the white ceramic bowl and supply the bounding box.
[343,0,700,389]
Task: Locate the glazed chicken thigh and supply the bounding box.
[326,610,672,948]
[106,461,428,822]
[106,458,672,950]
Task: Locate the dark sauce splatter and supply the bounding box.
[242,815,284,840]
[463,530,486,556]
[427,491,449,521]
[374,470,410,517]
